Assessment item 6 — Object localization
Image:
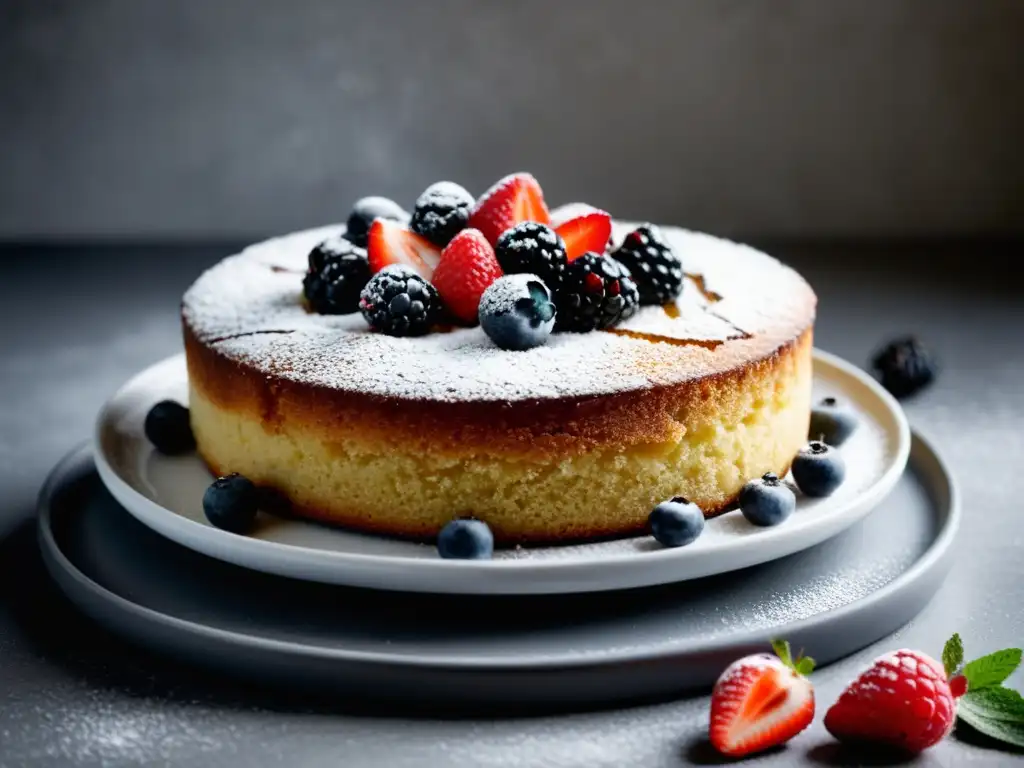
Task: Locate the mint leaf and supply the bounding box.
[961,688,1024,723]
[795,656,816,676]
[959,706,1024,749]
[771,639,793,668]
[964,649,1023,690]
[943,633,965,677]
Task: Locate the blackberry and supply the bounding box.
[555,253,639,333]
[495,222,568,294]
[345,196,407,247]
[612,224,684,305]
[871,336,938,399]
[358,265,440,337]
[409,181,474,247]
[303,235,371,314]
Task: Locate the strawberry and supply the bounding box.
[555,207,613,261]
[468,172,550,246]
[367,218,442,280]
[709,639,815,757]
[825,642,967,753]
[431,228,503,324]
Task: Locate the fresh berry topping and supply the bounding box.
[144,400,195,455]
[431,228,503,325]
[495,222,568,293]
[366,218,442,280]
[468,172,550,245]
[437,519,494,560]
[871,336,938,399]
[203,473,259,534]
[478,274,556,351]
[710,639,816,757]
[948,674,968,699]
[648,497,704,547]
[554,208,613,261]
[359,265,440,337]
[825,649,957,753]
[739,472,796,527]
[409,181,475,247]
[345,196,408,248]
[554,253,639,332]
[791,440,846,497]
[809,396,859,446]
[612,224,684,305]
[302,235,371,314]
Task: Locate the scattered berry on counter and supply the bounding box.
[710,639,816,757]
[366,218,442,280]
[303,235,371,314]
[555,252,639,332]
[553,207,613,261]
[648,497,705,547]
[409,181,475,247]
[437,518,494,559]
[495,221,568,294]
[871,336,938,399]
[478,274,556,351]
[431,228,503,325]
[344,196,408,248]
[468,172,550,246]
[739,472,796,527]
[359,265,440,337]
[809,396,859,446]
[791,440,846,497]
[611,224,684,305]
[203,473,259,534]
[144,400,195,455]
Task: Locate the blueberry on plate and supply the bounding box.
[791,441,846,498]
[478,274,556,350]
[144,400,195,455]
[809,396,859,446]
[437,518,494,560]
[649,497,705,547]
[870,335,938,399]
[345,196,408,248]
[203,473,259,534]
[739,472,797,527]
[409,181,474,247]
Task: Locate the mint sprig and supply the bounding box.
[949,635,1024,751]
[964,649,1023,690]
[942,633,964,677]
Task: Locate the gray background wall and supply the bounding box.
[1,0,1021,241]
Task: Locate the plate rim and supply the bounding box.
[91,348,912,594]
[39,431,955,671]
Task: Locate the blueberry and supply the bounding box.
[345,196,408,248]
[478,274,556,350]
[739,472,797,527]
[437,519,494,559]
[791,441,846,497]
[144,400,195,455]
[649,497,705,547]
[809,396,859,446]
[202,473,259,534]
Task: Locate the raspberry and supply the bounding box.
[431,228,503,325]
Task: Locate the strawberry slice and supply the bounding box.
[367,218,442,280]
[555,208,612,260]
[709,640,816,758]
[432,228,503,325]
[468,172,550,246]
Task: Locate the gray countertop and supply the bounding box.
[1,241,1022,767]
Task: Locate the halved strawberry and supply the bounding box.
[431,228,504,325]
[709,640,816,758]
[468,172,550,246]
[555,208,612,260]
[367,218,442,280]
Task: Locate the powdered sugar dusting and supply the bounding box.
[183,208,815,402]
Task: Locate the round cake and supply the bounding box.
[182,188,816,545]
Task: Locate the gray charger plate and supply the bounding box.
[38,436,957,711]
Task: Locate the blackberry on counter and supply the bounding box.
[358,264,440,337]
[555,253,639,333]
[409,181,474,247]
[303,235,371,314]
[345,196,408,248]
[495,222,568,294]
[612,224,684,305]
[871,336,938,399]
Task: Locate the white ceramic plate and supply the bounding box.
[94,349,910,595]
